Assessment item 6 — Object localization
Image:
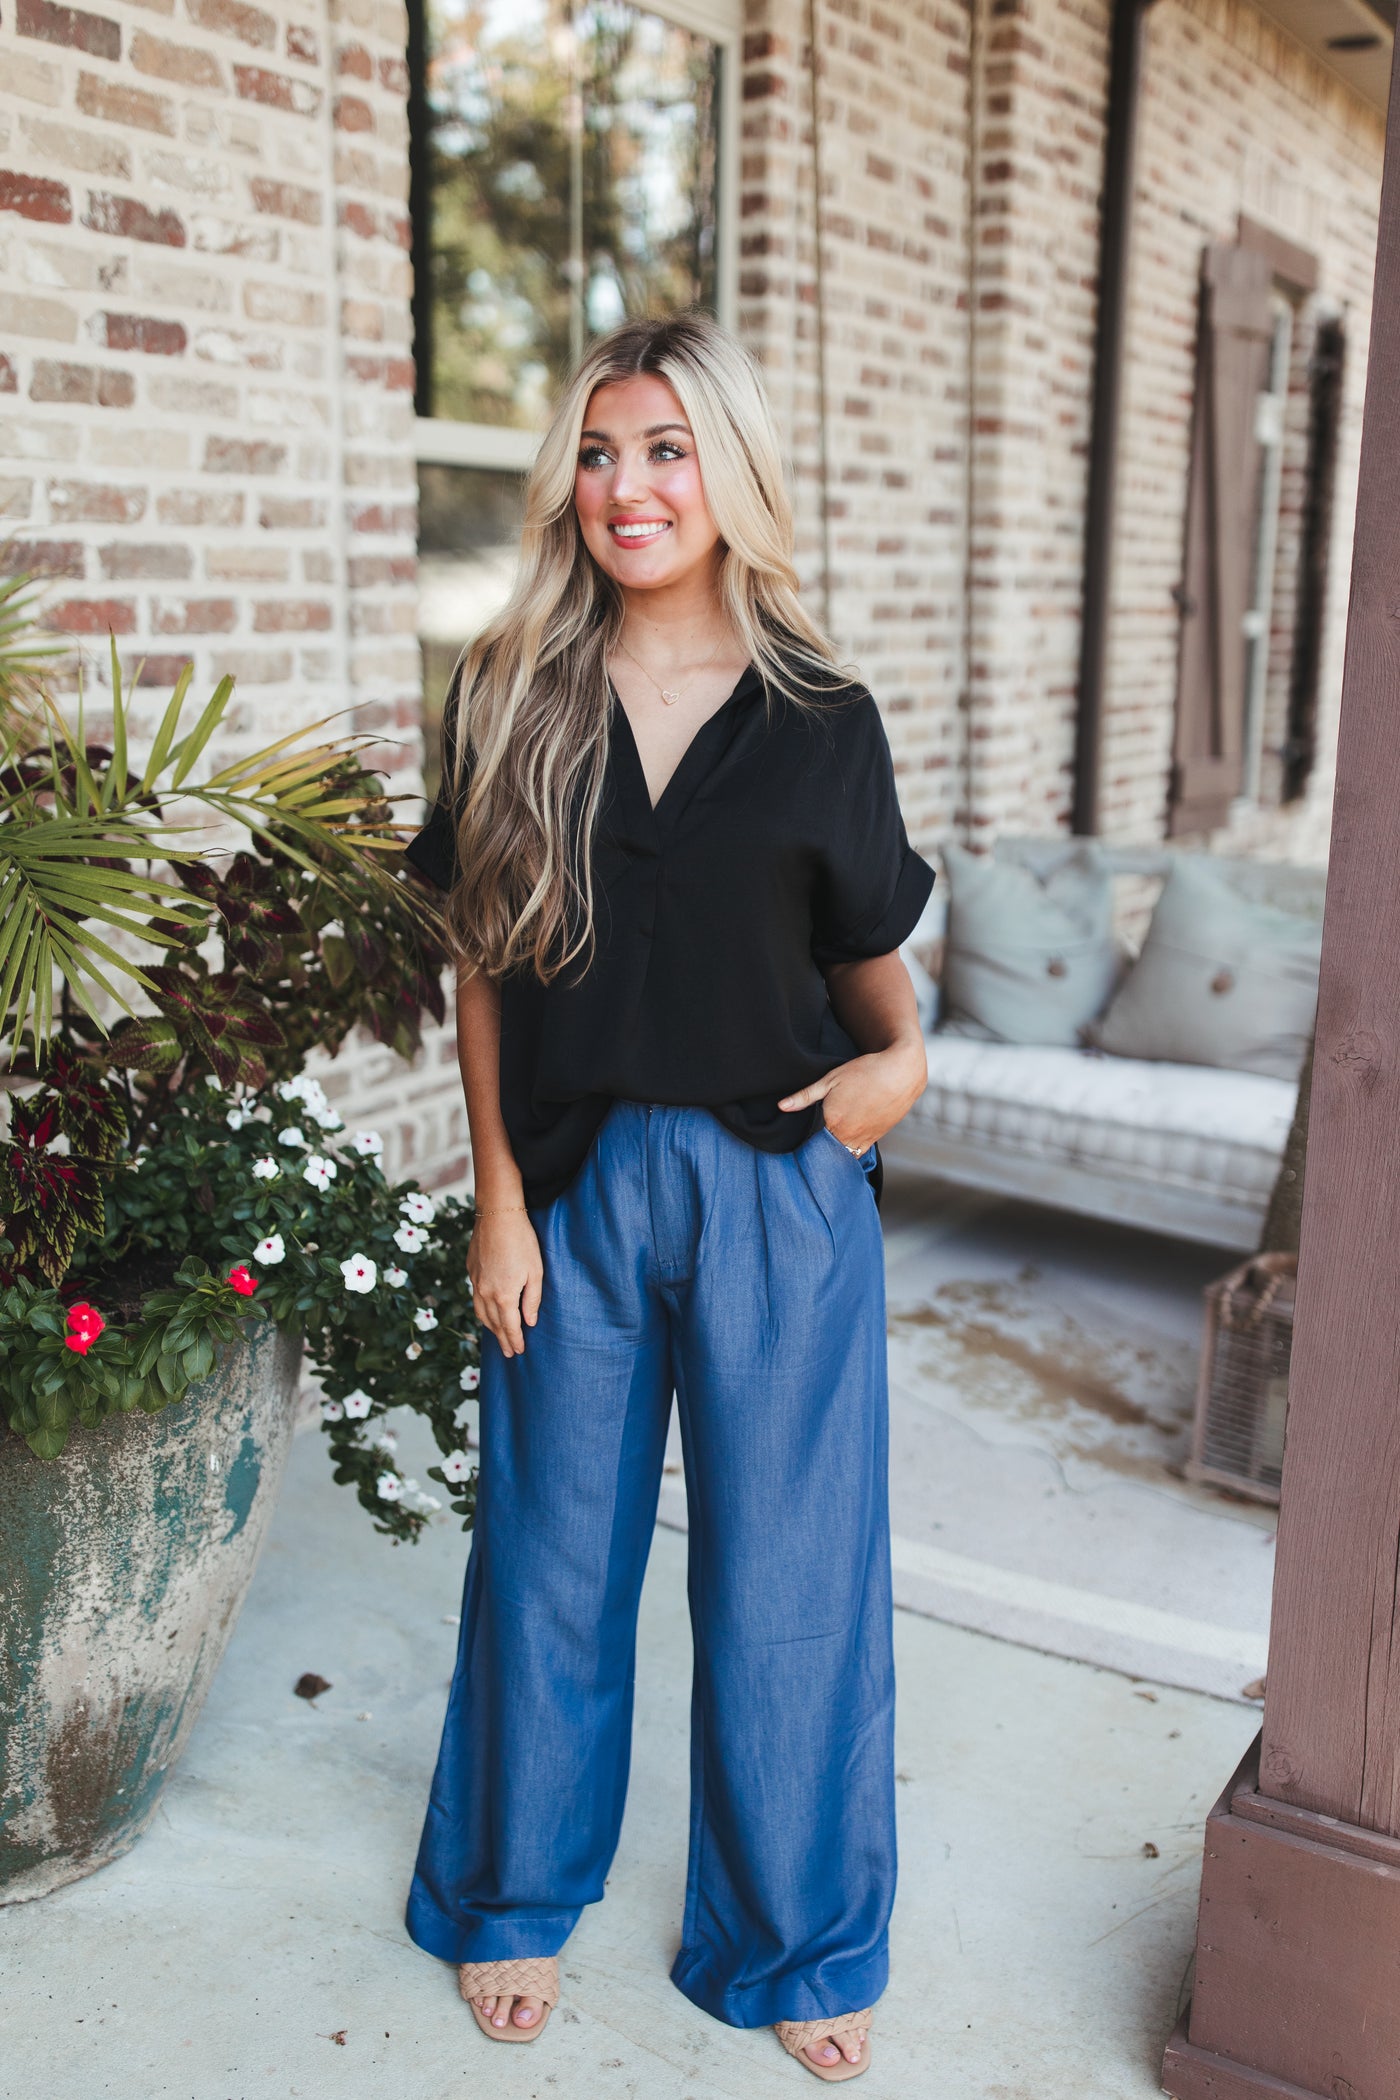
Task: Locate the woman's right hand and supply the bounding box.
[468,1210,544,1358]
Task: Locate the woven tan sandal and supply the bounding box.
[775,2008,873,2082]
[458,1956,559,2043]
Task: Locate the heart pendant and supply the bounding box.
[660,689,681,706]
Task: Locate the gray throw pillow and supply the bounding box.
[940,841,1120,1047]
[1085,857,1320,1080]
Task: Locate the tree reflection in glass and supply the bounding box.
[422,0,721,428]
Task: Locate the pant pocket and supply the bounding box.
[821,1125,878,1171]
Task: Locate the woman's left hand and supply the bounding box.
[777,1036,929,1154]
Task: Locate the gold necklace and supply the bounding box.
[615,630,727,708]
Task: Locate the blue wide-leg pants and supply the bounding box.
[405,1100,897,2028]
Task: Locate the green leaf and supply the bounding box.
[23,1422,68,1459]
[168,674,235,789]
[320,934,354,989]
[105,1016,182,1072]
[183,1336,215,1383]
[105,636,128,808]
[35,1381,76,1432]
[139,660,195,792]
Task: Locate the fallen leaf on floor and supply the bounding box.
[294,1672,332,1701]
[324,2031,347,2046]
[1142,1841,1160,1858]
[1241,1677,1267,1701]
[1133,1689,1158,1702]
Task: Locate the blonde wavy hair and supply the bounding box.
[441,311,849,984]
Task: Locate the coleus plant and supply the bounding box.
[0,613,480,1543]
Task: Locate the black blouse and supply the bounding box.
[405,662,935,1211]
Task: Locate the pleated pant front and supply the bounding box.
[405,1099,897,2029]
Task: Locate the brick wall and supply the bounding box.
[0,0,465,1181]
[1101,0,1384,856]
[738,0,973,852]
[738,0,1116,852]
[740,0,1382,865]
[962,0,1110,843]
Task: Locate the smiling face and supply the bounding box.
[572,373,724,597]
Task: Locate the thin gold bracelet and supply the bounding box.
[474,1204,529,1217]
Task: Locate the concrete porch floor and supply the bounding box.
[2,1179,1266,2100]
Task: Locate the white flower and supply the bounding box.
[393,1222,428,1255]
[251,1156,279,1182]
[253,1233,286,1266]
[352,1131,383,1157]
[440,1450,473,1484]
[340,1253,377,1293]
[412,1306,438,1333]
[384,1264,408,1287]
[320,1398,345,1422]
[302,1154,337,1191]
[458,1364,480,1393]
[311,1105,344,1131]
[278,1075,327,1112]
[205,1074,223,1090]
[342,1388,372,1418]
[405,1340,423,1361]
[400,1191,437,1226]
[226,1108,246,1130]
[277,1125,307,1149]
[411,1490,442,1515]
[369,1426,398,1453]
[453,1397,475,1429]
[375,1472,404,1502]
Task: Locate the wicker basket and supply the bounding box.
[1185,1252,1297,1504]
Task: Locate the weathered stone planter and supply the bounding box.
[0,1319,303,1905]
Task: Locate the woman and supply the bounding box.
[403,311,934,2084]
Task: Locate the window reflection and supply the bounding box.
[417,464,526,801]
[420,0,721,427]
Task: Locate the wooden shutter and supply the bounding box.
[1168,243,1277,836]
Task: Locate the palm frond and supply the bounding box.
[0,572,65,723]
[4,629,443,1055]
[0,820,206,1048]
[138,662,197,793]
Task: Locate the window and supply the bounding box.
[416,463,525,802]
[407,0,738,785]
[1168,233,1342,835]
[1239,293,1292,805]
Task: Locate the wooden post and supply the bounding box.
[1162,38,1400,2100]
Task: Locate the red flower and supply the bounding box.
[65,1302,105,1355]
[227,1265,258,1298]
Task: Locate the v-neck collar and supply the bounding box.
[609,665,761,840]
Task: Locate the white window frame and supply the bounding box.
[413,0,741,477]
[1238,295,1294,807]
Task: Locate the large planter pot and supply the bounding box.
[0,1318,303,1905]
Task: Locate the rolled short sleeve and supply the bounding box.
[404,686,471,896]
[809,691,936,967]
